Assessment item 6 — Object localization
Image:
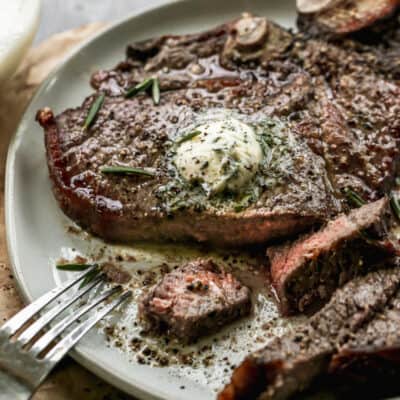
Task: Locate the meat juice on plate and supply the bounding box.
[54,224,304,391]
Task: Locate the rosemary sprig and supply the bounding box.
[56,263,98,271]
[234,194,252,213]
[125,77,153,98]
[83,93,105,130]
[79,267,101,289]
[152,77,160,105]
[176,130,201,144]
[125,77,161,105]
[390,192,400,221]
[344,188,366,208]
[101,165,155,177]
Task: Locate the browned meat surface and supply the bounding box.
[268,198,398,314]
[297,3,400,80]
[36,14,400,245]
[323,290,400,398]
[297,0,399,34]
[219,267,400,400]
[138,259,251,341]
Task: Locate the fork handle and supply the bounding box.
[0,368,32,400]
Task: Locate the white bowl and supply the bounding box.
[0,0,41,83]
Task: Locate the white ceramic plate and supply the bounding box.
[5,1,296,399]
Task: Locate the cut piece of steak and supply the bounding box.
[297,3,400,80]
[37,14,400,245]
[268,197,398,314]
[138,259,251,342]
[219,267,400,400]
[312,288,400,399]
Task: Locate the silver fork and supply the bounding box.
[0,266,132,400]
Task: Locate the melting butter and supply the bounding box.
[175,118,262,195]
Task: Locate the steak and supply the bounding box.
[268,197,398,314]
[297,0,399,35]
[219,267,400,400]
[36,12,400,246]
[324,290,400,398]
[297,1,400,80]
[138,259,251,341]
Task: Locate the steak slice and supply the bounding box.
[219,267,400,400]
[138,259,251,342]
[309,288,400,399]
[268,197,397,314]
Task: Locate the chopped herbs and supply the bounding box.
[79,267,101,288]
[152,78,160,105]
[234,194,252,212]
[344,188,366,208]
[125,78,153,98]
[101,165,155,177]
[390,192,400,221]
[83,93,105,130]
[176,130,201,144]
[125,77,161,105]
[56,263,97,271]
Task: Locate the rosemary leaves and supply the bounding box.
[176,130,201,144]
[56,263,98,271]
[83,93,105,130]
[344,188,366,208]
[125,77,160,105]
[390,193,400,221]
[101,166,155,177]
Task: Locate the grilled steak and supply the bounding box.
[36,12,400,246]
[297,2,400,80]
[268,198,398,314]
[219,267,400,400]
[138,259,251,341]
[324,290,400,398]
[297,0,399,35]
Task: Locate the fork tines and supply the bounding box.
[0,266,131,387]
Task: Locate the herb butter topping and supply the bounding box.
[175,118,263,195]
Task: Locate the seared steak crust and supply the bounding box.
[268,198,398,314]
[324,290,400,398]
[37,13,400,245]
[297,0,399,35]
[297,4,400,80]
[138,259,251,341]
[219,267,400,400]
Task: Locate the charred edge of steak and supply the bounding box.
[126,25,230,62]
[138,259,252,342]
[37,106,123,238]
[219,267,400,400]
[268,198,397,315]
